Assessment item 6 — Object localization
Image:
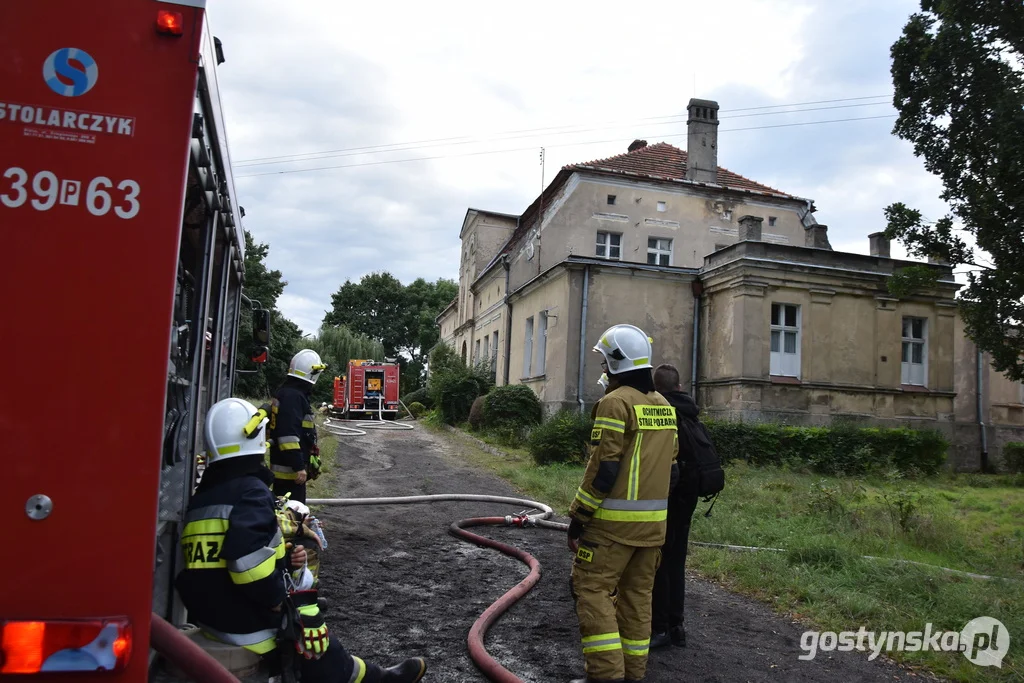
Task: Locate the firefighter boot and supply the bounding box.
[381,657,427,683]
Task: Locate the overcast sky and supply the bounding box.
[210,0,948,335]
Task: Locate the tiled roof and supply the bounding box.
[568,142,795,198]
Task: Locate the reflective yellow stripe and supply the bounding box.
[228,537,281,585]
[593,417,625,433]
[301,420,315,428]
[575,487,602,510]
[349,656,367,683]
[628,434,642,500]
[632,357,649,367]
[632,404,676,430]
[279,441,301,451]
[581,631,621,653]
[292,368,308,377]
[622,636,650,656]
[592,507,667,522]
[217,444,241,455]
[182,519,229,537]
[274,470,299,480]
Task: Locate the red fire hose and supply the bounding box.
[149,612,241,683]
[449,516,546,683]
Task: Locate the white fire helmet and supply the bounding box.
[288,349,327,384]
[204,397,269,465]
[593,324,654,375]
[598,373,609,388]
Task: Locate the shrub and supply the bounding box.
[402,387,433,410]
[468,396,487,430]
[704,420,948,476]
[1004,442,1024,473]
[528,409,593,465]
[483,385,543,431]
[407,401,426,418]
[426,343,490,425]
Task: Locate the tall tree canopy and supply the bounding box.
[322,272,457,391]
[235,230,304,399]
[885,0,1024,379]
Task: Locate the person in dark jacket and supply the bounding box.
[176,397,427,683]
[269,349,325,504]
[649,364,700,649]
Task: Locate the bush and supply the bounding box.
[401,387,433,410]
[468,396,487,430]
[483,385,543,431]
[528,409,593,465]
[407,401,426,418]
[426,343,490,425]
[1004,442,1024,473]
[705,420,948,476]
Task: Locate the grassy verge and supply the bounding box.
[305,413,340,504]
[433,423,1024,682]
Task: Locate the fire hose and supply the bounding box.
[307,495,563,683]
[150,612,240,683]
[321,399,416,436]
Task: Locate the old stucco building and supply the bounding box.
[436,98,1024,470]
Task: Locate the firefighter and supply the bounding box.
[269,349,326,504]
[175,397,427,683]
[568,324,679,683]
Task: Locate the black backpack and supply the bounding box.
[677,415,725,504]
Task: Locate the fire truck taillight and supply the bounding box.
[0,619,132,674]
[156,10,184,36]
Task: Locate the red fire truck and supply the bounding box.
[331,360,401,420]
[1,2,263,679]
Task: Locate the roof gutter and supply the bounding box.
[502,255,513,386]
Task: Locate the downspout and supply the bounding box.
[977,348,989,472]
[576,265,591,413]
[502,254,512,385]
[690,279,703,396]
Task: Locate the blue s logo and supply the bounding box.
[43,48,99,97]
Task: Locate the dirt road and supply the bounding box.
[314,425,936,683]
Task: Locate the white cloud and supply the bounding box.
[207,0,949,330]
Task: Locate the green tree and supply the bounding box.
[303,326,386,406]
[235,230,304,399]
[885,0,1024,380]
[322,273,458,392]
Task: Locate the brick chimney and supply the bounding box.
[805,224,831,249]
[868,232,890,257]
[628,139,648,153]
[686,98,719,184]
[738,215,763,241]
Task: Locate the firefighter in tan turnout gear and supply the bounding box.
[568,324,679,683]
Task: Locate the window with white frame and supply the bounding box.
[482,335,489,364]
[534,313,548,376]
[523,316,534,378]
[492,331,499,374]
[475,339,481,364]
[647,237,672,265]
[596,232,621,260]
[770,303,801,377]
[901,317,928,386]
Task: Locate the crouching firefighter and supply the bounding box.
[567,324,679,683]
[268,349,327,504]
[175,397,428,683]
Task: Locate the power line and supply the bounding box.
[234,94,891,167]
[235,114,897,179]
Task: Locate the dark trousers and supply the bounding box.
[272,635,387,683]
[273,478,307,505]
[652,491,699,633]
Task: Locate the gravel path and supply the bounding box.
[312,424,938,683]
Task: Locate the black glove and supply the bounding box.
[568,518,585,541]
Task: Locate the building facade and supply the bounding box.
[436,99,1024,470]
